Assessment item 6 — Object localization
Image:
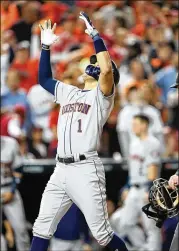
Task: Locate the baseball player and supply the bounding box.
[110,185,146,250]
[117,86,164,159]
[168,73,179,251]
[118,115,162,251]
[1,135,30,251]
[30,13,128,251]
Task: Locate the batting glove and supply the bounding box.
[39,20,59,46]
[79,12,99,38]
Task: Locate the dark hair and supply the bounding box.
[133,114,150,125]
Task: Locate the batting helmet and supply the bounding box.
[170,73,179,88]
[85,55,120,85]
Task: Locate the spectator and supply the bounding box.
[92,12,114,48]
[100,0,135,29]
[40,1,68,24]
[27,84,54,142]
[1,69,32,132]
[1,30,17,96]
[28,127,48,158]
[116,85,164,158]
[1,1,19,32]
[10,41,39,93]
[121,59,148,103]
[0,105,26,140]
[10,1,41,43]
[154,45,178,105]
[172,23,179,51]
[19,138,35,160]
[51,14,80,55]
[111,28,128,62]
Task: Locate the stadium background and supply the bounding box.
[1,0,178,251]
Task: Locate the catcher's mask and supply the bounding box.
[85,55,120,86]
[142,178,179,228]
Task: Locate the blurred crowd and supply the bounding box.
[1,0,178,159]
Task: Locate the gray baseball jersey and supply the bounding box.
[1,136,22,188]
[129,135,161,185]
[54,81,114,157]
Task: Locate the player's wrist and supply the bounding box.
[93,36,107,54]
[42,44,50,50]
[90,29,99,39]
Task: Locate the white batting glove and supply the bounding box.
[39,20,59,46]
[79,12,99,38]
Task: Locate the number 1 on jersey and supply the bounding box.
[77,119,82,133]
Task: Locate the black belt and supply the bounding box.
[131,184,145,188]
[57,154,86,164]
[1,182,13,188]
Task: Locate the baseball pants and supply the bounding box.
[2,188,30,251]
[169,223,179,251]
[110,207,145,249]
[119,186,161,251]
[33,156,114,246]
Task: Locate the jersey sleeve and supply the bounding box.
[146,140,161,167]
[95,84,115,111]
[54,80,78,105]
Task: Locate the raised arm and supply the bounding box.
[38,20,59,95]
[94,37,113,96]
[79,12,114,96]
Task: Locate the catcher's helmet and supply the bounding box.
[149,178,179,217]
[142,178,179,228]
[170,73,179,88]
[85,55,120,85]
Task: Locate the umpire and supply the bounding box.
[168,73,179,251]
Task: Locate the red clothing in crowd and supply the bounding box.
[11,59,39,93]
[0,113,22,138]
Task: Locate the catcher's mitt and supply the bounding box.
[142,178,179,228]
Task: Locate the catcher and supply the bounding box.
[168,74,179,251]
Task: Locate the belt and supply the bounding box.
[131,184,146,188]
[1,182,13,188]
[57,154,86,164]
